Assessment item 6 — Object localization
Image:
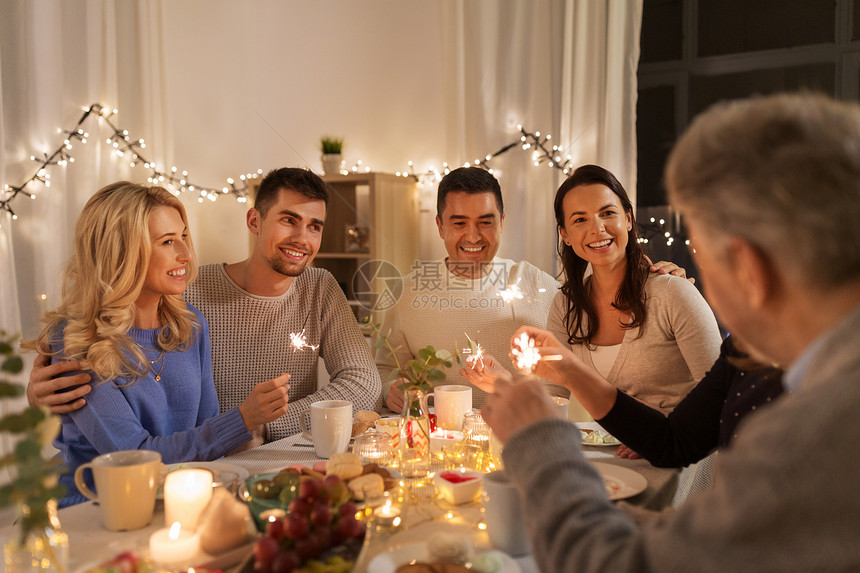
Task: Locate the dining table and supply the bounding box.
[0,425,690,573]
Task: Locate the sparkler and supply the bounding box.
[497,279,524,322]
[511,332,541,374]
[289,330,318,351]
[462,333,485,369]
[497,281,524,303]
[510,332,564,375]
[289,312,318,351]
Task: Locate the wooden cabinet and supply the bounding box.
[250,172,419,320]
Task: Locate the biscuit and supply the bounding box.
[355,410,381,425]
[352,420,371,437]
[347,473,384,500]
[326,452,363,480]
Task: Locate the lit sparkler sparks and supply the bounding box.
[497,281,524,303]
[512,332,541,374]
[289,329,318,351]
[462,333,485,369]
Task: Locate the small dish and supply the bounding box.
[433,469,483,505]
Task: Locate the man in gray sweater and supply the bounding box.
[483,93,860,571]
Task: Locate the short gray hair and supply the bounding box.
[666,92,860,289]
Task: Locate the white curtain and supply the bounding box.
[439,0,641,275]
[0,0,169,489]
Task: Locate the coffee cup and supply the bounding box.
[552,396,571,419]
[74,449,161,531]
[425,385,472,430]
[299,400,353,458]
[482,470,530,556]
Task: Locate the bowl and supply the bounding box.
[240,471,301,531]
[433,469,483,505]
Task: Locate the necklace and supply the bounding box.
[137,342,165,382]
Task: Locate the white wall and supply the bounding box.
[161,1,449,266]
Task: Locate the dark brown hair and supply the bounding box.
[554,164,648,347]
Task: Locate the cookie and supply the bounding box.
[326,452,363,480]
[355,410,381,425]
[347,473,384,500]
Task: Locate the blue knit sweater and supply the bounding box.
[53,306,252,506]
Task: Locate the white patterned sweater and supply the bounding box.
[185,264,382,442]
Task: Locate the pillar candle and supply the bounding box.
[163,469,213,531]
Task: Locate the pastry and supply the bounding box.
[326,452,363,480]
[355,410,381,425]
[347,473,384,500]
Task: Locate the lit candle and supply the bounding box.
[164,469,213,531]
[430,429,465,453]
[149,521,200,565]
[372,499,401,528]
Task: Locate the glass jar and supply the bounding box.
[352,429,394,466]
[4,500,69,573]
[398,387,431,478]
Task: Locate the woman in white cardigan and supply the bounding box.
[548,164,721,417]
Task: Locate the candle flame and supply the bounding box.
[289,329,319,351]
[168,521,182,540]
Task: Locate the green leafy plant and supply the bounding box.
[0,331,65,545]
[319,136,344,155]
[367,320,453,394]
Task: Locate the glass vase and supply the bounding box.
[398,387,431,478]
[3,500,69,573]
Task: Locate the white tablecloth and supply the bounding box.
[0,431,684,573]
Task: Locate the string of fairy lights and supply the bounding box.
[1,103,686,245]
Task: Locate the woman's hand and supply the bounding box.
[459,353,510,393]
[481,373,557,444]
[27,353,92,414]
[615,444,642,460]
[238,373,290,430]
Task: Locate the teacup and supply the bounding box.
[74,449,161,531]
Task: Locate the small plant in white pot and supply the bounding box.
[320,136,344,175]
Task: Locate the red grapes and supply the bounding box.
[253,475,364,573]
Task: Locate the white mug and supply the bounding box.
[552,396,571,419]
[425,385,472,430]
[74,449,161,531]
[482,470,530,556]
[299,400,353,458]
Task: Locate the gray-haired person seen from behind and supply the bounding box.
[482,92,860,572]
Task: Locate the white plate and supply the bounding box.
[367,542,520,573]
[592,462,647,501]
[158,461,250,498]
[576,423,621,447]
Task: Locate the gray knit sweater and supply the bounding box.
[503,305,860,572]
[185,264,382,441]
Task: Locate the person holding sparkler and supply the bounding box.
[26,168,382,444]
[379,166,690,412]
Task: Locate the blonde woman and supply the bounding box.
[25,182,288,506]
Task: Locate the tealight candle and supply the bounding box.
[149,521,200,565]
[430,429,465,453]
[164,469,213,531]
[372,499,401,528]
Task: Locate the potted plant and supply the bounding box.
[319,136,344,175]
[0,331,68,571]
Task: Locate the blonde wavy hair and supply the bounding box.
[24,181,199,382]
